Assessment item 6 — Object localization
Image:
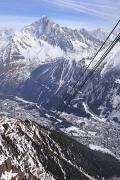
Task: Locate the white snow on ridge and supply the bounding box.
[13,32,64,66]
[115,79,120,84]
[15,96,37,105]
[0,155,7,166]
[71,40,88,49]
[88,131,96,136]
[61,126,86,137]
[66,126,80,132]
[1,170,18,180]
[83,102,106,122]
[89,144,117,158]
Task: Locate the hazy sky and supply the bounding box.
[0,0,120,30]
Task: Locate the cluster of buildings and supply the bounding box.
[61,113,120,158]
[0,98,120,158]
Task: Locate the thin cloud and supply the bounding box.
[0,0,119,30]
[44,0,120,20]
[53,18,99,30]
[0,15,38,30]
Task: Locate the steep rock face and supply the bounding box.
[0,117,120,179]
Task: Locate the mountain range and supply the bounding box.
[0,16,120,120]
[0,16,120,179]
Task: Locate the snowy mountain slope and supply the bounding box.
[0,16,117,97]
[22,57,85,108]
[0,116,120,179]
[0,28,14,52]
[22,41,120,119]
[101,43,120,75]
[0,16,103,92]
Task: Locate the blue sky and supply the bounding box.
[0,0,120,30]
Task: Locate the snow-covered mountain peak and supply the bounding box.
[89,28,109,41]
[40,15,54,26]
[0,16,118,95]
[22,16,57,38]
[89,27,119,43]
[0,16,104,92]
[93,28,106,33]
[32,16,55,33]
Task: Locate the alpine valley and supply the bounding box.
[0,16,120,180]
